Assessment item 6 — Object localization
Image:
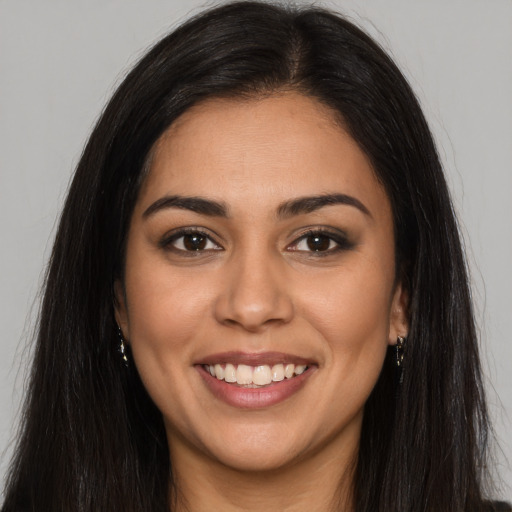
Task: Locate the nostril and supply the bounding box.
[213,261,294,330]
[221,315,286,332]
[215,298,294,331]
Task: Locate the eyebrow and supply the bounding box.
[142,193,371,220]
[276,193,371,219]
[143,195,229,218]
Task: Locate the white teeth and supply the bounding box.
[224,363,237,382]
[214,364,224,380]
[294,365,306,376]
[206,362,308,387]
[253,365,272,386]
[271,364,285,382]
[284,364,295,379]
[236,364,253,385]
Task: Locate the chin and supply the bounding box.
[209,444,302,473]
[193,419,311,473]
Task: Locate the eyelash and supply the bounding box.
[160,227,223,255]
[288,228,353,256]
[160,227,353,256]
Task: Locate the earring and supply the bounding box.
[395,335,406,385]
[117,325,129,367]
[395,335,405,368]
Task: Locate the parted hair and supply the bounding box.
[2,2,495,511]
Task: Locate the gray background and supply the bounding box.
[1,0,511,498]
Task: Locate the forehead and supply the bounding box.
[136,92,389,217]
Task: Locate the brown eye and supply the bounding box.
[305,234,332,252]
[289,229,352,255]
[183,233,207,251]
[164,230,222,253]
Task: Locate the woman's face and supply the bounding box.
[116,93,408,473]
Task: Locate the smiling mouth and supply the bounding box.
[203,363,308,388]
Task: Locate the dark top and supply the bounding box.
[487,502,512,511]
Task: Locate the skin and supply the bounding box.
[116,92,408,512]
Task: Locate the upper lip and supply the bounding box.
[195,351,315,367]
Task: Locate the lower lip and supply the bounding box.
[196,365,315,409]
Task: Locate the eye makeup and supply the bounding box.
[158,224,355,260]
[287,227,355,256]
[159,227,223,256]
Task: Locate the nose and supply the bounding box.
[213,251,294,332]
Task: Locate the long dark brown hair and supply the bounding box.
[2,2,496,510]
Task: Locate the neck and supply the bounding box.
[168,431,358,512]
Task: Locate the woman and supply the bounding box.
[1,2,509,511]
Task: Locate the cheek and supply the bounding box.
[122,251,215,378]
[297,256,394,368]
[299,262,393,420]
[306,266,392,328]
[122,254,214,426]
[126,249,211,327]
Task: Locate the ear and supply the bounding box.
[388,282,409,345]
[114,279,130,341]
